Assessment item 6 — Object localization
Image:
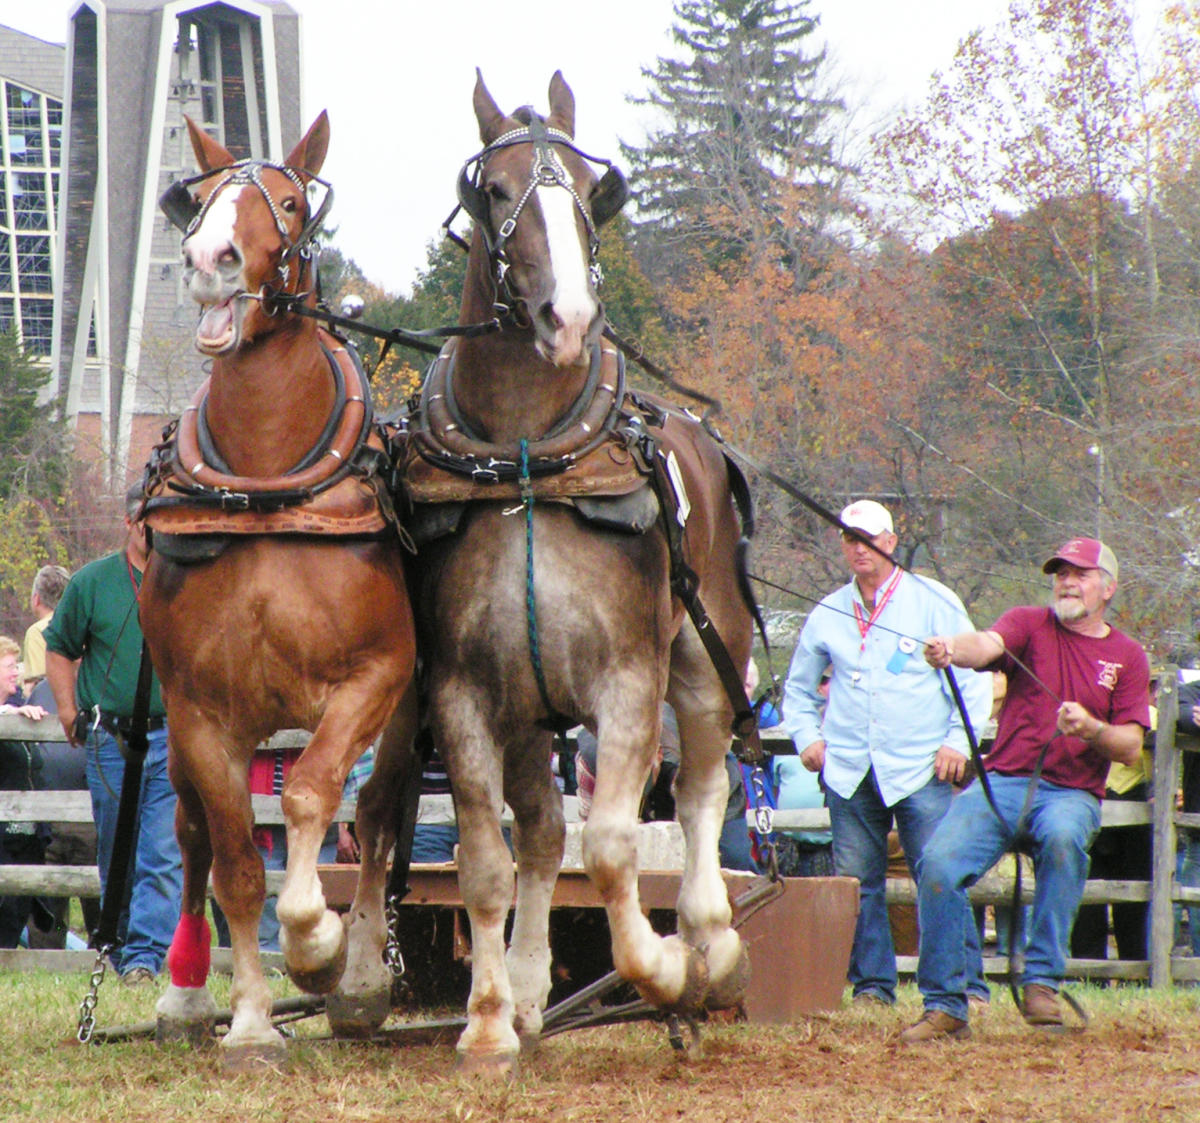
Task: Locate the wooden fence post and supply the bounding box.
[1149,667,1179,987]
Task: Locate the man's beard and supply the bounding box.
[1052,595,1086,623]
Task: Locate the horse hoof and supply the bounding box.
[326,988,391,1038]
[455,1049,520,1079]
[154,985,218,1047]
[671,945,710,1015]
[286,939,348,996]
[705,943,751,1011]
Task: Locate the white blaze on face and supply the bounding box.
[537,183,597,362]
[183,182,247,278]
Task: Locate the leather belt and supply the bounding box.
[98,713,166,737]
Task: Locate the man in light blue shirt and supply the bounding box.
[781,499,993,1007]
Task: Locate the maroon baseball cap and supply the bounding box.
[1042,537,1118,582]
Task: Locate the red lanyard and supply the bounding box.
[852,567,902,651]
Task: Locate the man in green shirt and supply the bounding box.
[44,492,181,985]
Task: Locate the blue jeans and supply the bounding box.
[86,726,182,975]
[916,774,1100,1020]
[827,768,987,1004]
[1178,830,1200,956]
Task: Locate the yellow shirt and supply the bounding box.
[20,616,50,685]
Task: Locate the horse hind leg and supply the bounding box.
[669,654,751,1011]
[583,701,709,1014]
[155,773,220,1046]
[329,688,419,1037]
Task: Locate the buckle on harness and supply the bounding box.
[216,489,251,511]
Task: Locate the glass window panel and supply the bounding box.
[0,297,14,333]
[20,297,52,355]
[15,234,51,292]
[13,174,47,230]
[0,237,12,291]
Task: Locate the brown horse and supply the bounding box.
[138,114,417,1061]
[393,72,755,1072]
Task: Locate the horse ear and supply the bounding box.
[285,111,330,177]
[185,115,233,172]
[473,69,510,144]
[547,71,575,138]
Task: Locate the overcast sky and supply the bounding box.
[1,0,1013,293]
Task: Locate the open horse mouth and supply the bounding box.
[194,293,243,354]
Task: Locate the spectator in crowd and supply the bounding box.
[781,499,993,1008]
[44,489,183,986]
[1174,677,1200,956]
[0,635,49,946]
[21,565,70,692]
[21,672,101,949]
[902,537,1150,1043]
[412,740,459,864]
[1069,681,1155,964]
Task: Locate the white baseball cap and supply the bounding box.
[840,499,894,537]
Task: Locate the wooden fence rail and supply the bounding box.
[2,668,1197,986]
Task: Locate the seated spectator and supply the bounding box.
[0,635,50,947]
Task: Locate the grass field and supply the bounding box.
[2,970,1200,1122]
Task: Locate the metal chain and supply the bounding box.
[383,894,406,979]
[76,945,113,1043]
[747,765,781,881]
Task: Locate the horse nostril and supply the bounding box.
[218,246,243,272]
[538,302,564,331]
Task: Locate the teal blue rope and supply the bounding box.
[520,439,557,720]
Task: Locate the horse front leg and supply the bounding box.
[436,694,520,1073]
[583,695,708,1013]
[504,730,565,1048]
[329,686,419,1037]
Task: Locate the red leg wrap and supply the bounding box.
[167,912,212,989]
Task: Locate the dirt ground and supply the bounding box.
[469,996,1200,1123]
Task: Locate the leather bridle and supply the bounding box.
[159,158,334,291]
[446,111,628,322]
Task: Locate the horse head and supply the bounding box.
[461,71,628,368]
[165,112,331,356]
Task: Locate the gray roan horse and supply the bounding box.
[392,71,757,1072]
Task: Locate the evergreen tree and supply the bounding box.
[0,330,68,501]
[623,0,848,284]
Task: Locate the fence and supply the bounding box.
[1,668,1197,985]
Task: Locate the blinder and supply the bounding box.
[591,166,628,228]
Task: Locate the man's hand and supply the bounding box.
[934,744,968,784]
[60,706,81,747]
[924,637,953,669]
[335,822,360,864]
[1057,700,1101,741]
[800,739,826,773]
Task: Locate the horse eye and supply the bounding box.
[280,197,298,214]
[486,182,510,204]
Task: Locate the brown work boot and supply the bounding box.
[897,1009,970,1045]
[1021,983,1064,1026]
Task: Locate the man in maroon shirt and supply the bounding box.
[898,537,1150,1043]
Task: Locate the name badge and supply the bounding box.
[886,638,917,675]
